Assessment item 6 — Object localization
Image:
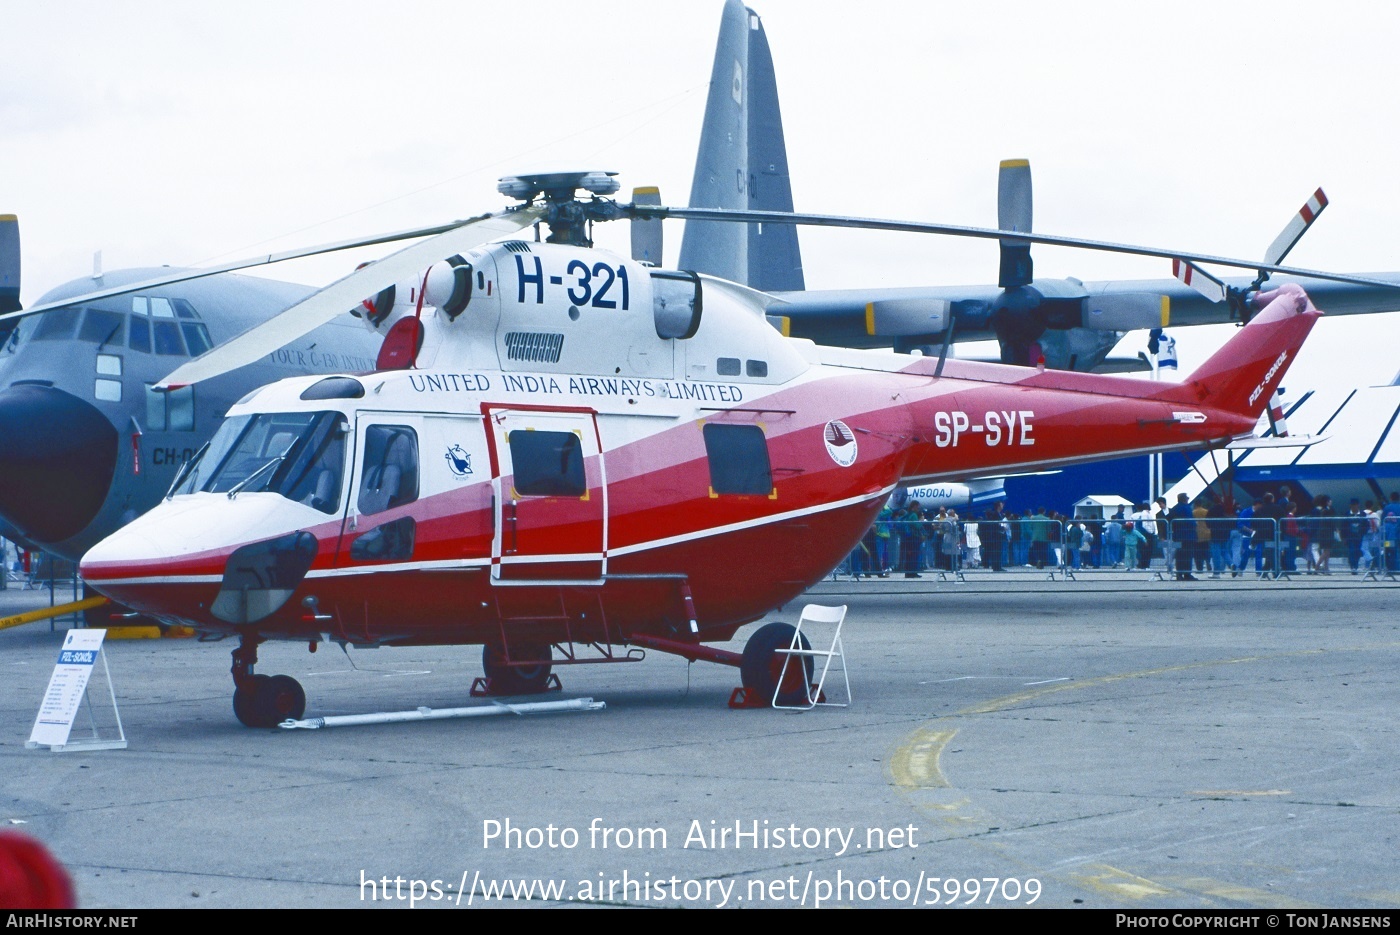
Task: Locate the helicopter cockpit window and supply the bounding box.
[702,423,773,496]
[185,411,348,514]
[358,426,420,515]
[509,430,585,497]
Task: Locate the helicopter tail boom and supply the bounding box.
[1158,283,1320,422]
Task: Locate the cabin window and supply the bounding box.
[716,357,741,376]
[128,316,152,353]
[31,307,81,342]
[350,516,416,562]
[358,426,419,515]
[746,359,768,378]
[79,309,125,347]
[153,320,185,355]
[509,430,585,497]
[702,423,773,495]
[145,385,195,432]
[94,379,122,403]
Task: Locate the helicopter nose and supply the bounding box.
[0,383,118,544]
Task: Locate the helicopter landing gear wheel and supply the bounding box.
[230,637,306,727]
[482,642,553,696]
[232,673,306,728]
[740,623,813,707]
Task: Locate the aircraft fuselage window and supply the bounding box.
[702,423,773,496]
[181,322,213,357]
[96,354,122,376]
[168,386,195,431]
[79,309,125,347]
[31,307,81,342]
[94,379,122,403]
[716,357,741,376]
[191,411,347,515]
[508,430,586,498]
[358,426,420,515]
[153,320,185,356]
[145,384,195,432]
[130,297,148,315]
[128,316,152,353]
[150,297,176,318]
[746,359,768,378]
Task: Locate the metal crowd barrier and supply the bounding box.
[835,513,1399,583]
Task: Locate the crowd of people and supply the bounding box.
[846,488,1400,579]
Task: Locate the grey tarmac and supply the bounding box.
[0,579,1396,909]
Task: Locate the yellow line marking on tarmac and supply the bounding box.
[1068,864,1174,900]
[1157,875,1320,910]
[952,652,1314,716]
[886,642,1400,904]
[889,728,955,790]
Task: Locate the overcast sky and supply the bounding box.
[4,1,1399,392]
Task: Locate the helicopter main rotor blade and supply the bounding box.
[634,205,1400,294]
[157,207,543,389]
[0,214,516,325]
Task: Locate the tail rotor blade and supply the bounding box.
[997,159,1033,288]
[630,186,663,265]
[157,206,543,389]
[1172,258,1227,305]
[1263,187,1328,268]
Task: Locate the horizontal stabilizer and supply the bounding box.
[1224,433,1328,450]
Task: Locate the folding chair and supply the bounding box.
[772,603,850,710]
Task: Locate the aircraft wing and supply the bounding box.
[769,272,1400,351]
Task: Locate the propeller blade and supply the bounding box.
[997,159,1033,289]
[631,204,1400,294]
[157,207,543,389]
[1172,258,1227,304]
[0,214,517,326]
[864,297,951,337]
[0,215,18,314]
[1263,187,1328,268]
[1082,293,1170,332]
[630,186,663,265]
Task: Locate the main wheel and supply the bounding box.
[482,642,553,695]
[740,622,813,706]
[232,674,270,727]
[233,673,306,727]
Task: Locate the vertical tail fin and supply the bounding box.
[679,0,804,291]
[1159,283,1320,421]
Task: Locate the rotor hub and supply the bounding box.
[497,171,624,247]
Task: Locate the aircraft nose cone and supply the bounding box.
[0,384,118,544]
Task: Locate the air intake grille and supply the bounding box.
[504,332,564,363]
[500,241,533,254]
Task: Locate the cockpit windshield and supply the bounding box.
[175,411,347,514]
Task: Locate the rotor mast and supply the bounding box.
[497,170,627,248]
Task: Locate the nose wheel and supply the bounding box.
[231,638,306,728]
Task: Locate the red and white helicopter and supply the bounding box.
[77,171,1336,726]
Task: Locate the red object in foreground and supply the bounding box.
[0,831,76,909]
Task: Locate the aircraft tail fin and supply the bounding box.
[1158,284,1320,422]
[679,0,804,291]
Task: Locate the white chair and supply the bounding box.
[773,603,851,710]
